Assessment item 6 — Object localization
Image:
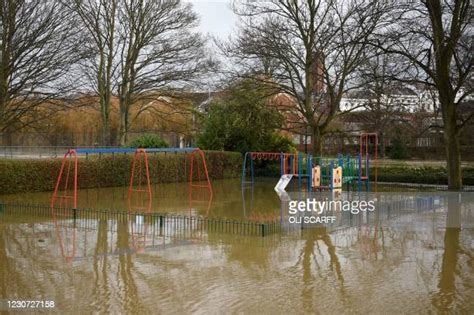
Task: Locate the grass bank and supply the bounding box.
[0,151,242,194]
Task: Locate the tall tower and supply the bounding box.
[311,51,325,94]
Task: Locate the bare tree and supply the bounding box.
[67,0,211,146]
[356,52,416,156]
[116,0,210,146]
[224,0,390,155]
[0,0,79,140]
[68,0,118,146]
[374,0,473,190]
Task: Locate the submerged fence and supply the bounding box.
[0,203,280,237]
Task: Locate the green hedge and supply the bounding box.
[2,153,473,195]
[371,166,474,186]
[0,150,242,194]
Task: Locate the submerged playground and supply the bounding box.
[39,133,381,234]
[0,132,466,237]
[0,132,473,313]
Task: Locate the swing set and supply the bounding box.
[51,147,213,210]
[241,152,313,190]
[241,133,378,192]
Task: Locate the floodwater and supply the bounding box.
[0,179,473,313]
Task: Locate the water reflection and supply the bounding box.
[299,227,344,312]
[0,181,473,313]
[431,194,470,312]
[0,179,280,220]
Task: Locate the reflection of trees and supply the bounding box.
[0,213,189,312]
[116,219,144,313]
[432,195,463,311]
[357,223,385,260]
[298,227,344,312]
[92,219,110,310]
[216,234,276,268]
[0,222,62,299]
[0,225,10,299]
[54,216,149,312]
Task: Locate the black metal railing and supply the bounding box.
[0,202,280,237]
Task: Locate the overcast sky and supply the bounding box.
[187,0,238,39]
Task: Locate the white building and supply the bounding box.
[340,86,437,113]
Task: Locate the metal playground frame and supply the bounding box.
[242,133,378,192]
[51,147,213,209]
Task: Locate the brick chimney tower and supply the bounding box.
[311,51,325,94]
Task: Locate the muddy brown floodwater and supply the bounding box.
[0,179,473,313]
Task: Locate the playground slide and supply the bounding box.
[275,190,291,201]
[274,174,293,193]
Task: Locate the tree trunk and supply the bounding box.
[100,87,111,146]
[98,73,111,146]
[444,121,462,190]
[0,58,9,133]
[118,108,128,146]
[442,100,462,190]
[101,118,110,146]
[311,127,323,157]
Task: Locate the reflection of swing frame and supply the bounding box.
[52,210,76,262]
[51,147,213,210]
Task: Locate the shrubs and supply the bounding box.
[128,134,169,148]
[372,166,474,185]
[0,151,242,194]
[264,134,297,153]
[388,129,410,159]
[1,153,473,195]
